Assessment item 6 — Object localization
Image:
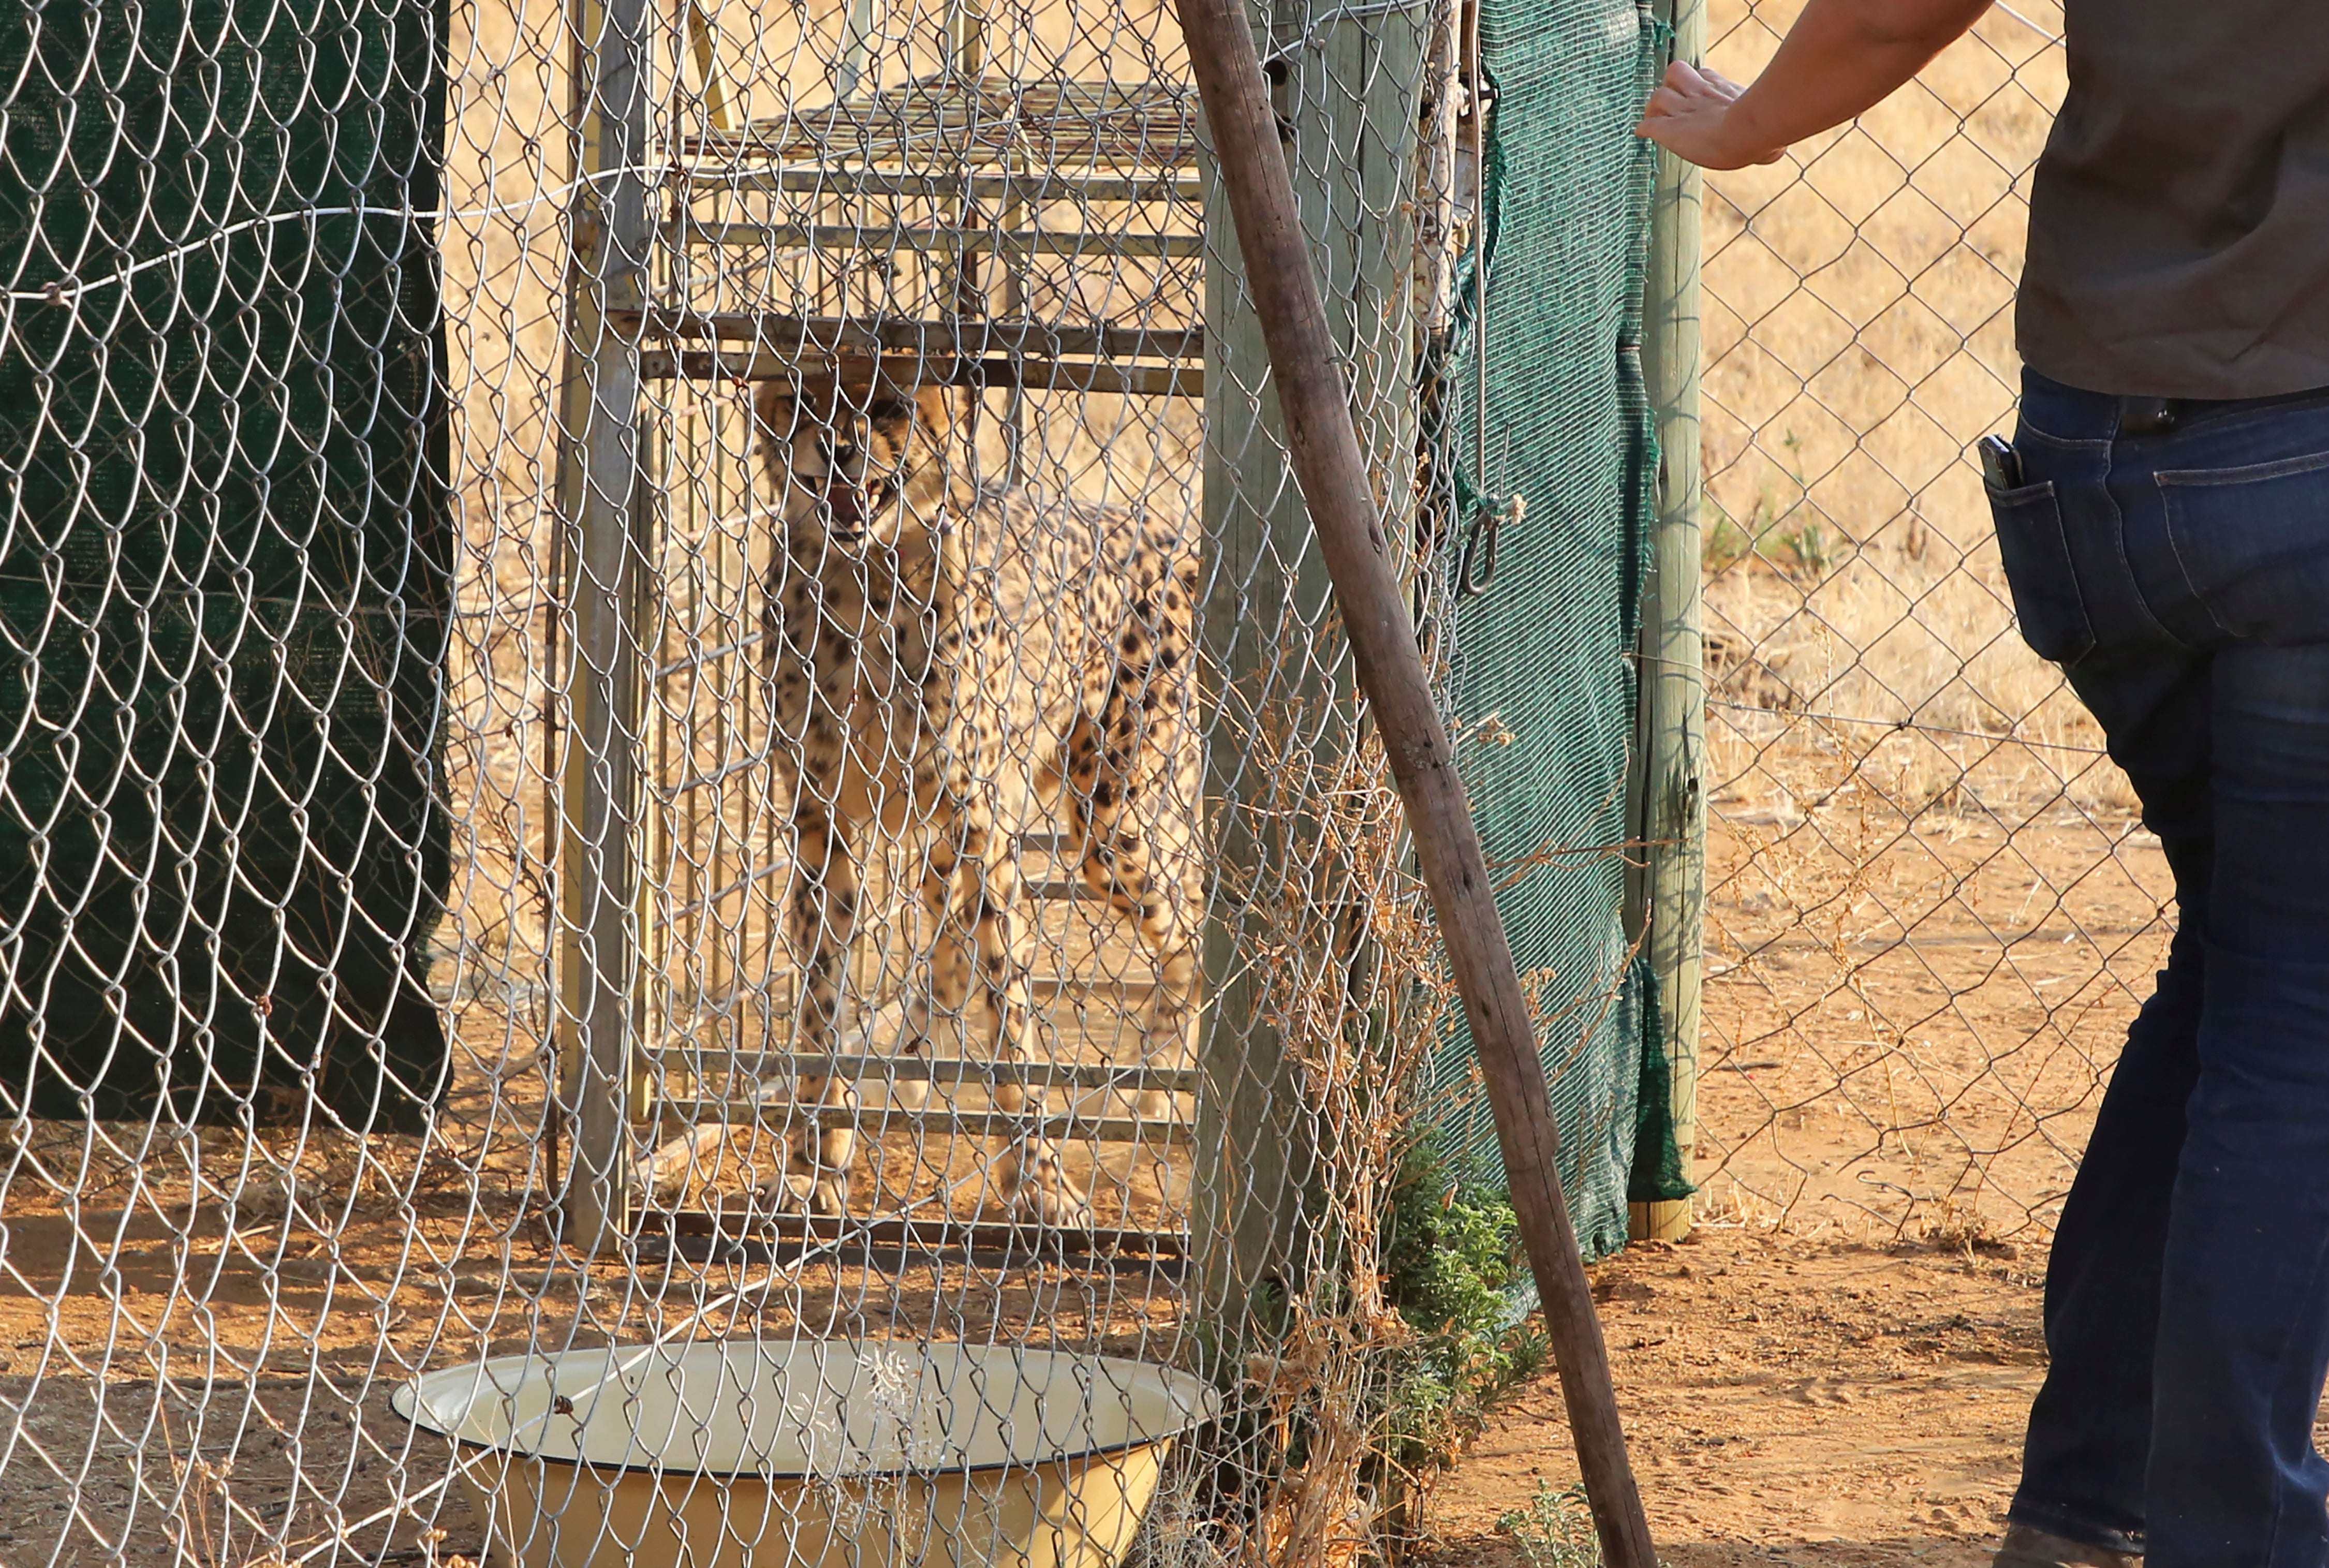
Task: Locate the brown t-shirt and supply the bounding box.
[2015,2,2329,399]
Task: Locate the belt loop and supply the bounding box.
[2117,396,2177,437]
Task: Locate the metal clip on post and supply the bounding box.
[1455,492,1523,600]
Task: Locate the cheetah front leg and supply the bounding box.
[769,803,862,1218]
[905,812,1095,1229]
[976,848,1097,1230]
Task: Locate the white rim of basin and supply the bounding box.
[390,1342,1221,1480]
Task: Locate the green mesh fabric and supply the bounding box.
[1433,0,1683,1260]
[0,0,451,1131]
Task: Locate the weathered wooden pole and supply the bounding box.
[555,0,653,1258]
[1192,0,1431,1367]
[1175,0,1660,1560]
[1630,0,1706,1245]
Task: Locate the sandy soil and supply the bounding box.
[1426,1228,2046,1564]
[1430,1231,2329,1565]
[1694,776,2170,1246]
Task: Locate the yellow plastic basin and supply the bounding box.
[391,1341,1219,1568]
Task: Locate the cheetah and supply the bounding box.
[756,372,1201,1226]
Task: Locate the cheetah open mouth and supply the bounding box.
[821,480,867,537]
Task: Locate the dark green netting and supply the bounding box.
[0,0,451,1131]
[1432,0,1685,1260]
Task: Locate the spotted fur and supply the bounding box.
[756,375,1200,1224]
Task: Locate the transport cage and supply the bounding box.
[561,1,1215,1259]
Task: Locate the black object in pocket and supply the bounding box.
[1986,475,2095,664]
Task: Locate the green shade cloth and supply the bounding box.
[0,0,451,1130]
[1434,0,1687,1260]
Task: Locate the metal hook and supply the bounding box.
[1455,493,1523,600]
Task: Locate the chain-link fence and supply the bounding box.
[1689,0,2171,1246]
[0,0,1687,1555]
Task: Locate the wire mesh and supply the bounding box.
[0,0,1642,1558]
[1689,0,2171,1246]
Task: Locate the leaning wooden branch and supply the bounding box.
[1171,3,1661,1561]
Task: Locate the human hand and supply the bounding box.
[1634,60,1789,169]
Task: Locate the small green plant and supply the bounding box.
[1372,1130,1552,1552]
[1382,1135,1519,1347]
[1496,1481,1603,1568]
[1769,515,1833,578]
[1702,513,1753,574]
[1710,493,1833,580]
[1707,429,1842,581]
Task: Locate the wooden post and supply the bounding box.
[1192,0,1429,1353]
[1175,0,1660,1560]
[555,0,653,1258]
[1628,0,1704,1247]
[834,0,881,98]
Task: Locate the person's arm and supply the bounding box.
[1635,0,1995,169]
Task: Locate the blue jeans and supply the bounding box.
[1995,368,2329,1564]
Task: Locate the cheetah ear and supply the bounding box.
[911,382,972,443]
[912,382,979,509]
[754,380,802,466]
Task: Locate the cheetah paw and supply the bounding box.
[1009,1142,1096,1231]
[757,1166,851,1219]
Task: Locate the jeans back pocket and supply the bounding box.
[1986,477,2095,664]
[2157,448,2329,643]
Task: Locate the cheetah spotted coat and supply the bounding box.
[757,378,1200,1223]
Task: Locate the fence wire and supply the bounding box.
[1690,0,2169,1247]
[0,0,1659,1557]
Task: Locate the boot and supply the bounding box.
[1993,1523,2140,1568]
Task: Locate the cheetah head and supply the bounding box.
[756,374,974,550]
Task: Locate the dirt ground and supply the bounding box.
[1430,1228,2329,1566]
[0,761,2171,1568]
[1428,1227,2046,1565]
[1692,778,2172,1246]
[1423,751,2180,1565]
[1410,777,2162,1564]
